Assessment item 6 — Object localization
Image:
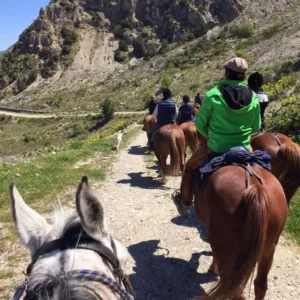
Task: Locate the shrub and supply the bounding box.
[236,49,248,58]
[114,50,128,63]
[133,37,146,58]
[266,94,300,143]
[275,61,294,80]
[159,39,169,54]
[118,40,128,52]
[231,23,254,38]
[143,90,153,109]
[113,25,124,39]
[71,122,86,137]
[264,75,296,101]
[262,18,282,39]
[120,19,133,30]
[101,99,115,121]
[61,26,78,46]
[161,72,172,88]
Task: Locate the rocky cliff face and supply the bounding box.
[0,0,247,95]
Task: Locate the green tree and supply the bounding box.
[101,99,115,121]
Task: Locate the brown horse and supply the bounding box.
[192,163,288,299]
[144,114,156,145]
[153,124,185,184]
[251,132,300,202]
[193,104,200,115]
[180,122,199,154]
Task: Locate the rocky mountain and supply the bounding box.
[0,0,247,96]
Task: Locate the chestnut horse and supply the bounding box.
[144,114,156,146]
[180,122,199,154]
[193,104,200,115]
[153,124,185,184]
[192,163,288,300]
[251,132,300,202]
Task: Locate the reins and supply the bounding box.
[273,133,286,147]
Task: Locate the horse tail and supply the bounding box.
[276,142,300,202]
[205,185,269,300]
[168,127,181,176]
[186,123,198,153]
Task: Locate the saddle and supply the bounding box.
[193,146,272,192]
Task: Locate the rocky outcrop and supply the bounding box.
[0,0,247,94]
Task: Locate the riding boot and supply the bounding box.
[173,146,210,216]
[148,141,154,151]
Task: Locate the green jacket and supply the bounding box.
[195,80,261,153]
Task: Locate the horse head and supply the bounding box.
[10,176,134,300]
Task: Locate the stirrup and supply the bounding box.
[171,190,189,217]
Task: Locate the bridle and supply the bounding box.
[12,224,135,300]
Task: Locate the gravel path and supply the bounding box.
[1,131,300,299]
[96,132,300,300]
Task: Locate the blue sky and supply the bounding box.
[0,0,50,51]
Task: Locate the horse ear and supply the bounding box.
[76,177,107,240]
[10,184,50,255]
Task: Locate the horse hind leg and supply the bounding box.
[254,246,276,300]
[177,137,186,174]
[160,154,168,184]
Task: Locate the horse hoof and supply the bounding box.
[208,262,219,275]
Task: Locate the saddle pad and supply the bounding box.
[194,146,272,191]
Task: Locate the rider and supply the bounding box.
[148,88,178,151]
[142,95,157,131]
[248,72,269,131]
[194,93,202,106]
[177,95,195,125]
[172,57,261,216]
[148,95,157,115]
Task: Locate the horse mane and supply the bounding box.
[277,142,300,203]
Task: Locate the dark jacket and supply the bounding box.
[178,103,195,124]
[148,100,157,114]
[155,99,178,125]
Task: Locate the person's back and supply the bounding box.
[194,93,202,106]
[248,72,269,131]
[154,90,177,126]
[148,88,178,150]
[178,95,195,125]
[195,59,260,153]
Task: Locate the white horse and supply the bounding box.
[11,177,135,300]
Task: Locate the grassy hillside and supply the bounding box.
[0,0,299,240]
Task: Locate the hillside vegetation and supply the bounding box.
[0,3,299,296]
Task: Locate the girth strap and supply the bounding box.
[233,163,264,189]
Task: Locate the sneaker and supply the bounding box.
[171,190,189,217]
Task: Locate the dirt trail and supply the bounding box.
[0,109,146,119]
[2,132,300,299]
[94,132,300,300]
